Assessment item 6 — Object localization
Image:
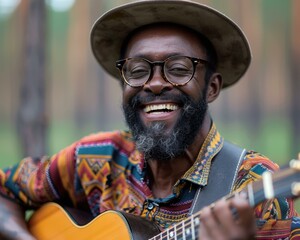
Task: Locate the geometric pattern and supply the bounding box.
[0,126,300,236]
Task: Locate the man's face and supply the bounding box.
[122,25,210,161]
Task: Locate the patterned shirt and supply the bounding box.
[0,124,300,239]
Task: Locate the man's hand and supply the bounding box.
[199,193,256,240]
[0,196,36,240]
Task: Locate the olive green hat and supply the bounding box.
[90,0,251,88]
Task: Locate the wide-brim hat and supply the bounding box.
[90,0,251,88]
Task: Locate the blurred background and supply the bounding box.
[0,0,299,173]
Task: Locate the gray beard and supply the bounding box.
[123,91,208,161]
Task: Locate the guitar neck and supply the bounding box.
[150,212,201,240]
[150,159,300,240]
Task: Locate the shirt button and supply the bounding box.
[147,203,154,210]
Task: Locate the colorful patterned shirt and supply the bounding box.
[0,124,299,239]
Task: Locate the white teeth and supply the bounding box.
[144,104,178,113]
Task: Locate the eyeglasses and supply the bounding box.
[116,56,209,87]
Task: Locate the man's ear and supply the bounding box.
[206,73,223,103]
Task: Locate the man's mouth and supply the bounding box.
[143,103,179,114]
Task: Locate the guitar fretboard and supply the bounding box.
[150,212,201,240]
[149,161,300,240]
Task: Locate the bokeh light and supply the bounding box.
[0,0,20,19]
[46,0,76,12]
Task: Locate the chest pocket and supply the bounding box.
[76,155,133,215]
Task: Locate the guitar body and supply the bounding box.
[28,161,300,239]
[28,203,160,240]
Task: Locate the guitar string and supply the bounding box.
[149,211,201,240]
[148,186,254,240]
[150,165,299,239]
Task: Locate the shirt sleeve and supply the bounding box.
[0,140,86,209]
[233,151,300,239]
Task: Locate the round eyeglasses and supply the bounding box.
[116,56,209,87]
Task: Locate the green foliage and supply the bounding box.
[0,124,20,168]
[215,117,293,165]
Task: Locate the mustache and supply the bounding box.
[123,91,208,161]
[128,92,191,109]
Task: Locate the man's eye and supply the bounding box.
[167,67,192,76]
[129,67,149,78]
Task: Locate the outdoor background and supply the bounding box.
[0,0,299,205]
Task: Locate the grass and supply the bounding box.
[215,117,293,165]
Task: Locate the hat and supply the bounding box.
[90,0,251,88]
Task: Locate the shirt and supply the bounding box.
[0,124,300,238]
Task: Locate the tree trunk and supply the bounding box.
[289,0,300,158]
[17,0,47,157]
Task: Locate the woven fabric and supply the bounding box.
[0,124,299,237]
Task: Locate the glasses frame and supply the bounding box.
[116,56,209,87]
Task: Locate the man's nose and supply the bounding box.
[143,67,173,94]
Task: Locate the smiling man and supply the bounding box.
[0,1,299,240]
[122,24,212,163]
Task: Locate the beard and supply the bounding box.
[123,90,208,161]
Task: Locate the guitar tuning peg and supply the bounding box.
[289,159,300,170]
[292,182,300,196]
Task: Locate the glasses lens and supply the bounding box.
[164,56,194,85]
[122,59,150,86]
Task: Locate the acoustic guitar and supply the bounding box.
[28,159,300,240]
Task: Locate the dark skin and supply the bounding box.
[123,26,220,198]
[123,25,256,239]
[0,197,35,240]
[0,25,256,239]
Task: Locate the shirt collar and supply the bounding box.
[181,123,224,186]
[134,123,224,187]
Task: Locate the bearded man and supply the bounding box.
[0,1,299,239]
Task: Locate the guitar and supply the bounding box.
[28,159,300,240]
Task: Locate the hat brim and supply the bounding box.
[90,0,251,88]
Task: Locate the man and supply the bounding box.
[0,1,299,239]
